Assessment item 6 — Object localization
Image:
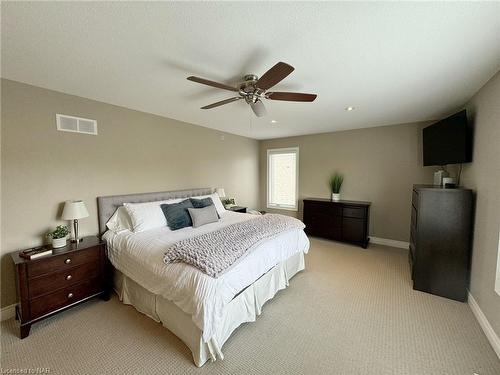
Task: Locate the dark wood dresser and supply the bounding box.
[303,198,371,248]
[410,185,473,302]
[11,236,110,338]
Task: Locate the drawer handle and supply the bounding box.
[65,275,72,281]
[67,292,74,299]
[64,258,71,264]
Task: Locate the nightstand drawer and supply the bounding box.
[30,278,102,319]
[27,246,100,278]
[343,207,366,219]
[29,261,101,299]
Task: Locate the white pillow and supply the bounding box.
[106,206,133,233]
[192,193,226,217]
[124,198,182,233]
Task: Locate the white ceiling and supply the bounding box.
[2,2,499,140]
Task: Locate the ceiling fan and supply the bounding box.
[187,62,317,118]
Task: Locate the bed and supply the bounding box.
[97,188,310,366]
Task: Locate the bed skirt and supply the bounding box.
[113,251,306,367]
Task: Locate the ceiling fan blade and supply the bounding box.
[201,97,241,109]
[187,76,238,92]
[266,92,317,102]
[250,100,267,117]
[256,62,294,90]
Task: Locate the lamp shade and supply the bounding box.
[215,188,226,198]
[62,200,89,220]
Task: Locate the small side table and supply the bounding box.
[11,236,110,338]
[227,206,247,213]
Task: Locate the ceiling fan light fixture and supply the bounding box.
[250,100,267,117]
[345,106,355,111]
[271,120,277,124]
[187,61,317,118]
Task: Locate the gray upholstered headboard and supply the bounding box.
[96,188,214,235]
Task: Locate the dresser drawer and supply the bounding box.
[342,207,366,219]
[330,205,343,216]
[27,246,100,278]
[342,217,365,242]
[30,278,102,319]
[29,261,101,299]
[305,201,342,216]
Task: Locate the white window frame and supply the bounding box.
[267,147,299,211]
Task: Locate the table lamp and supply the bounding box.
[215,188,226,198]
[62,200,89,242]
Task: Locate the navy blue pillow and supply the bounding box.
[161,199,194,230]
[190,197,214,208]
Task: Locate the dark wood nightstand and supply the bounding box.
[11,236,110,338]
[227,206,247,213]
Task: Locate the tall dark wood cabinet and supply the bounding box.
[303,198,371,248]
[410,185,473,302]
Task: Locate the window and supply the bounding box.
[267,147,299,211]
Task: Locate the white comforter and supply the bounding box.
[103,211,310,342]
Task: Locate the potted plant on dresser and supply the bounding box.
[47,225,69,248]
[329,173,344,201]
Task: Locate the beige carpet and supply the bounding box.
[1,238,499,374]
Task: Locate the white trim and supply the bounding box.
[266,147,299,211]
[468,291,500,359]
[266,206,299,212]
[370,237,409,249]
[1,304,16,321]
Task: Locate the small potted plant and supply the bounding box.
[47,225,69,248]
[329,173,344,201]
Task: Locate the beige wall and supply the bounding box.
[258,71,500,339]
[259,122,435,241]
[3,73,499,342]
[1,79,260,308]
[461,71,500,337]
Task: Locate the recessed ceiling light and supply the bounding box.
[345,106,355,111]
[271,120,277,124]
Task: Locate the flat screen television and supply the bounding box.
[422,110,472,166]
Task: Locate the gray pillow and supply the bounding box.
[190,197,220,218]
[188,205,219,228]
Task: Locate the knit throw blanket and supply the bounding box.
[164,214,305,277]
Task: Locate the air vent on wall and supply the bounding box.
[56,114,97,135]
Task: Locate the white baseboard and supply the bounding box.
[1,303,16,321]
[468,291,500,359]
[370,237,409,249]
